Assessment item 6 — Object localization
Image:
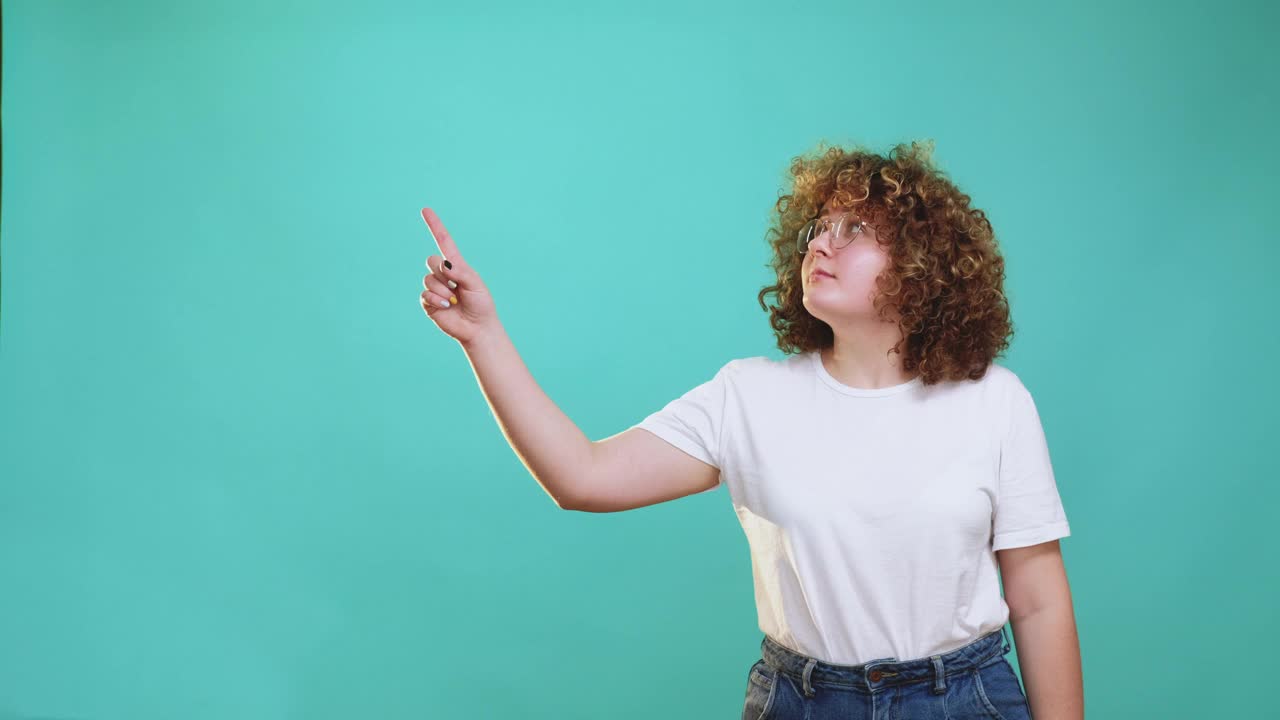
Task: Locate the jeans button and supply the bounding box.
[868,669,883,682]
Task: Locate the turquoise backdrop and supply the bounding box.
[2,1,1276,718]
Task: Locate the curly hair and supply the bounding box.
[756,139,1014,385]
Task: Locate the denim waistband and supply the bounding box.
[760,626,1010,696]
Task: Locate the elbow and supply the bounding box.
[557,497,608,513]
[554,490,592,512]
[555,490,619,514]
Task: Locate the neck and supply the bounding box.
[820,322,917,389]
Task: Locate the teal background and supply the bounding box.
[2,1,1276,718]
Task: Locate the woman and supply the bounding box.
[419,139,1083,719]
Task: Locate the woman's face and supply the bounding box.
[800,199,896,323]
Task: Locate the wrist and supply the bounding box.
[461,322,507,354]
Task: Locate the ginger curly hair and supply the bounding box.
[756,139,1014,385]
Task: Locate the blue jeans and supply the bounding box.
[742,626,1032,719]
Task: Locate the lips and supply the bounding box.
[810,269,835,280]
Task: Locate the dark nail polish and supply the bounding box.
[443,260,453,270]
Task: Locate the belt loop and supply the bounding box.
[801,658,817,697]
[1000,625,1011,654]
[929,654,947,695]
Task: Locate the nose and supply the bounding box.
[807,230,835,257]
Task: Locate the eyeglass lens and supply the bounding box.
[798,214,863,253]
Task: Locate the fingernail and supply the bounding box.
[438,299,449,308]
[443,260,453,270]
[447,280,457,289]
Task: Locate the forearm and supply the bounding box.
[460,324,594,508]
[1009,604,1084,720]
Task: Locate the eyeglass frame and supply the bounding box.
[796,211,878,255]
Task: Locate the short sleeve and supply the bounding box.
[992,383,1071,550]
[631,360,735,492]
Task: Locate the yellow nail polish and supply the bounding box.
[449,296,457,305]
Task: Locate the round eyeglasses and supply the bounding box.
[797,212,871,255]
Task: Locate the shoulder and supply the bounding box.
[702,354,811,404]
[944,362,1037,433]
[977,361,1033,400]
[707,356,766,392]
[720,352,810,383]
[979,363,1049,442]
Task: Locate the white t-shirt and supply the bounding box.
[632,350,1071,665]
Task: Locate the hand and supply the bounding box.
[419,207,500,347]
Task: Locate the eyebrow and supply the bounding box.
[820,209,863,221]
[820,209,877,233]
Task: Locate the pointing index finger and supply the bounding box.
[421,207,462,261]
